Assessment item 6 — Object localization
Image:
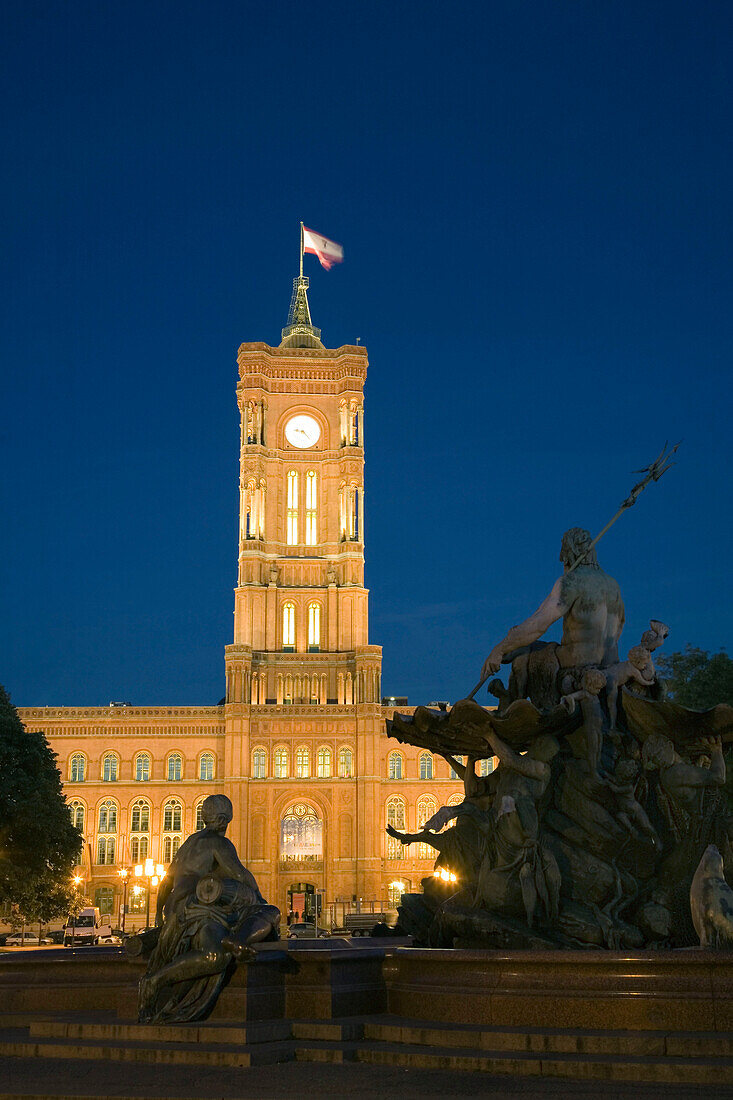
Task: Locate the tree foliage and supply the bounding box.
[656,646,733,709]
[0,685,83,922]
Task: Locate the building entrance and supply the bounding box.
[287,882,321,922]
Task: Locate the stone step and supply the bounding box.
[362,1018,733,1058]
[29,1018,291,1046]
[291,1019,364,1041]
[0,1030,293,1068]
[294,1038,733,1085]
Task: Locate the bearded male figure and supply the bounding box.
[483,527,625,711]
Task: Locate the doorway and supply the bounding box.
[287,882,321,922]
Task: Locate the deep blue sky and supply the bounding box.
[2,1,732,706]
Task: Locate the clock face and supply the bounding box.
[285,414,321,449]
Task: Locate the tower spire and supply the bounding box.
[280,223,325,348]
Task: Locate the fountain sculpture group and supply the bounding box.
[387,527,733,950]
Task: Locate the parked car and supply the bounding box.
[286,922,330,939]
[99,934,123,945]
[4,933,51,946]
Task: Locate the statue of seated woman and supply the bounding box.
[138,794,280,1024]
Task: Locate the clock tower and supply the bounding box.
[223,273,383,912]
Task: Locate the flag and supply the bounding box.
[303,226,344,270]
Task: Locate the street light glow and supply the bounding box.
[433,868,457,883]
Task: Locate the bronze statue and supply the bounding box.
[387,494,733,949]
[138,794,279,1024]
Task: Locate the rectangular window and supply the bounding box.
[287,471,298,545]
[305,471,317,545]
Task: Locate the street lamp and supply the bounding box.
[69,873,84,951]
[118,868,129,935]
[133,859,166,930]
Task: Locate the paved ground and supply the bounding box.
[2,1056,733,1100]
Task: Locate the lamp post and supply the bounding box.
[118,868,129,935]
[70,874,83,953]
[133,858,166,930]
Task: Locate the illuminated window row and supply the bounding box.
[86,797,211,866]
[251,745,353,780]
[68,751,216,783]
[282,601,321,651]
[386,795,457,860]
[387,751,495,781]
[286,470,318,545]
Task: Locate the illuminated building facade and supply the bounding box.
[18,277,481,926]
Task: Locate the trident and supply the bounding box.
[467,441,681,699]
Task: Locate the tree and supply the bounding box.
[0,685,83,922]
[656,646,733,709]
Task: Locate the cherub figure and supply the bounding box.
[561,668,607,775]
[604,645,657,729]
[605,758,660,848]
[640,619,669,653]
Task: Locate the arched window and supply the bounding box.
[244,477,256,539]
[162,798,182,863]
[316,747,331,778]
[102,753,118,782]
[295,746,310,779]
[199,752,215,781]
[167,753,183,781]
[449,755,464,781]
[282,602,295,650]
[163,835,181,863]
[307,602,320,652]
[350,403,359,445]
[388,752,403,780]
[69,753,86,782]
[417,797,438,859]
[98,799,117,833]
[129,800,149,866]
[163,800,182,832]
[130,835,149,862]
[386,797,406,859]
[338,747,353,778]
[347,485,359,540]
[195,801,205,831]
[446,792,464,806]
[387,879,409,910]
[280,802,322,863]
[274,747,289,778]
[94,886,114,916]
[69,800,85,832]
[96,836,115,865]
[130,799,150,833]
[419,752,434,780]
[286,470,298,544]
[305,470,317,545]
[479,757,495,777]
[252,748,267,779]
[135,753,151,782]
[339,482,347,539]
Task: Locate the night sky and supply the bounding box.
[3,1,732,707]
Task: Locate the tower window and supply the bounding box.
[287,470,298,544]
[307,602,320,651]
[252,748,267,779]
[274,748,289,778]
[338,747,353,778]
[283,602,295,650]
[317,747,331,778]
[305,470,317,545]
[296,747,310,779]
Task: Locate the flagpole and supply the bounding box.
[299,222,304,277]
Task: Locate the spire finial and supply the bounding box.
[280,223,325,348]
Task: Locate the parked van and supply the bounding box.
[63,907,112,946]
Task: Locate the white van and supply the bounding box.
[63,907,112,946]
